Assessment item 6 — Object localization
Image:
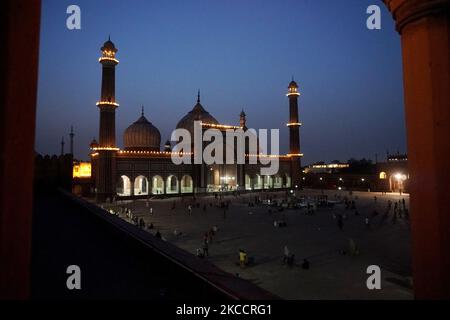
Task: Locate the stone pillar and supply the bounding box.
[130,175,135,197]
[0,0,41,299]
[384,0,450,299]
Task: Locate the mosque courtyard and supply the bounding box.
[99,189,413,300]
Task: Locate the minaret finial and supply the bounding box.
[61,136,65,156]
[197,89,200,103]
[108,34,111,41]
[69,125,74,155]
[141,105,144,116]
[292,75,294,81]
[240,108,246,127]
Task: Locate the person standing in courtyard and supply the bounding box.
[283,245,290,264]
[239,249,247,267]
[203,241,209,257]
[337,217,344,230]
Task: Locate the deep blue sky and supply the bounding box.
[36,0,406,164]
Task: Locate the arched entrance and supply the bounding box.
[181,175,193,193]
[134,175,148,195]
[245,174,252,190]
[166,175,179,194]
[284,174,291,188]
[273,175,283,188]
[253,174,262,190]
[117,175,131,196]
[263,175,273,189]
[389,172,407,193]
[151,175,164,195]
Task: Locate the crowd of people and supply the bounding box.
[102,190,409,279]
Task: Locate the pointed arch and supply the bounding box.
[181,175,193,193]
[253,174,262,190]
[117,175,131,196]
[152,175,164,195]
[245,174,252,190]
[166,175,179,194]
[134,175,148,195]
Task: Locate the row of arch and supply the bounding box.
[244,174,291,190]
[117,174,193,196]
[117,173,292,196]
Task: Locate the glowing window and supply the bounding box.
[379,172,387,179]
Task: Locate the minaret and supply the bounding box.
[69,125,74,155]
[240,109,246,128]
[60,136,65,156]
[237,109,247,191]
[95,37,119,202]
[286,78,302,188]
[97,36,119,147]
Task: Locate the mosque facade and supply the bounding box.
[90,39,303,202]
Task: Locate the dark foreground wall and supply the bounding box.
[31,191,277,300]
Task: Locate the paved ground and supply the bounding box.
[101,189,413,300]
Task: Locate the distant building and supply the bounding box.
[303,155,409,193]
[376,154,409,193]
[304,162,350,174]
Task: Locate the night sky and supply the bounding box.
[36,0,406,165]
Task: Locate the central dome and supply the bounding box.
[124,108,161,151]
[176,92,218,135]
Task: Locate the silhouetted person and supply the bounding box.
[338,219,344,230]
[155,230,161,239]
[203,242,209,257]
[302,259,310,270]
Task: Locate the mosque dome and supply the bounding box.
[176,91,218,135]
[124,108,161,151]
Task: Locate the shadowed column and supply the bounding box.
[384,0,450,299]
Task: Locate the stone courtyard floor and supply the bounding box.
[100,189,413,300]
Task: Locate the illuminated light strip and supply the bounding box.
[96,101,120,107]
[287,153,304,157]
[286,92,300,97]
[286,122,302,127]
[91,147,120,151]
[201,123,243,130]
[118,150,193,156]
[91,152,99,157]
[245,154,291,159]
[99,57,119,63]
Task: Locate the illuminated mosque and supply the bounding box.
[89,38,303,202]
